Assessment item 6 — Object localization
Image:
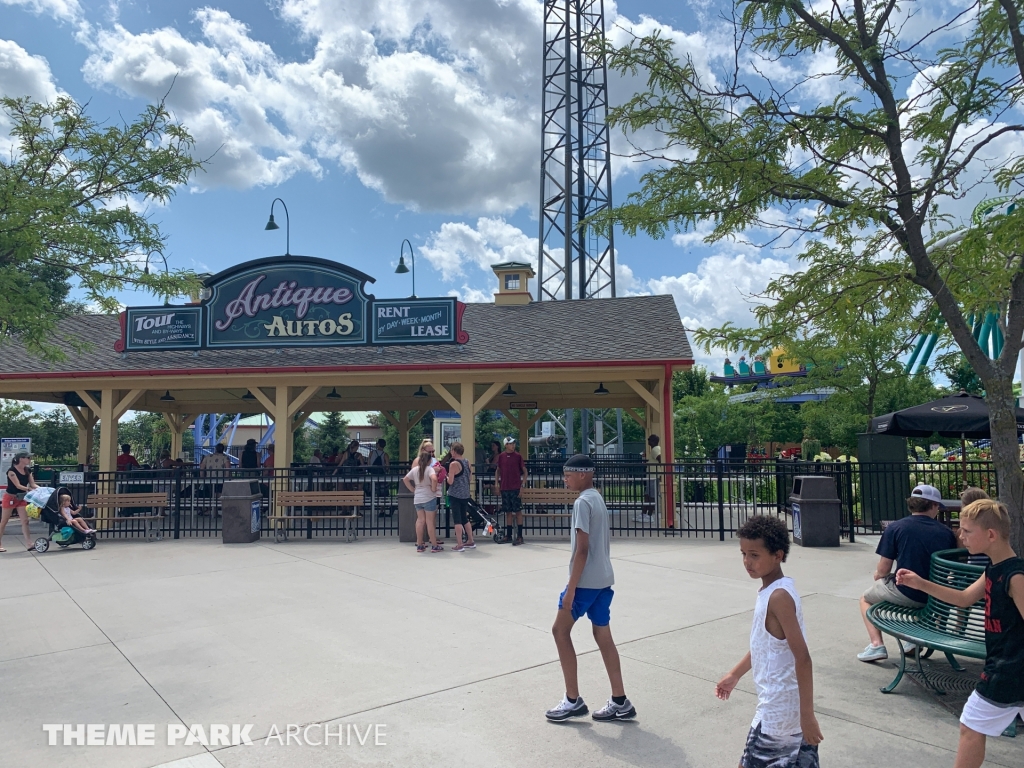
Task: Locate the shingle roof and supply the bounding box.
[0,295,691,377]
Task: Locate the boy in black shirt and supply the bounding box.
[897,499,1024,768]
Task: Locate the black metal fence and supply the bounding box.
[32,457,993,542]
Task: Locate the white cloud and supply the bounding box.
[420,216,538,279]
[447,285,491,303]
[0,39,64,155]
[0,38,61,103]
[73,1,713,212]
[0,0,81,23]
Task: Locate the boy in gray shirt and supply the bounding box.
[545,454,635,722]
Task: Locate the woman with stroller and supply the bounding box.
[446,442,476,551]
[404,449,441,553]
[0,452,38,552]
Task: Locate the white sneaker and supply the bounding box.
[592,697,637,721]
[901,640,918,656]
[545,695,588,721]
[857,643,888,662]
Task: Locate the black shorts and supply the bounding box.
[501,489,522,513]
[741,723,819,768]
[450,496,470,525]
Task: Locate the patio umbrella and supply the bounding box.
[870,391,1024,485]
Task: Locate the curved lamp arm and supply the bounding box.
[266,197,291,256]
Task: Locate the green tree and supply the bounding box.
[35,408,78,461]
[117,412,170,463]
[312,412,350,454]
[371,412,424,463]
[0,96,203,359]
[601,1,1024,549]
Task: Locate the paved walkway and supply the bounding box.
[1,530,1020,767]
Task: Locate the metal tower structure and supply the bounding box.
[538,0,615,302]
[537,1,623,455]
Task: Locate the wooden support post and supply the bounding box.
[67,406,96,465]
[98,390,116,475]
[460,381,475,483]
[399,410,410,461]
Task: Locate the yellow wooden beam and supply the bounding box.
[625,379,660,413]
[431,383,462,413]
[113,389,146,420]
[623,407,645,428]
[474,381,507,413]
[75,390,102,414]
[378,410,399,428]
[287,385,321,419]
[248,387,276,415]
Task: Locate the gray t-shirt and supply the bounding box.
[570,487,614,589]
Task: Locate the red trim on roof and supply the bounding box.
[0,359,694,382]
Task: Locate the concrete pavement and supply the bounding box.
[1,530,1019,767]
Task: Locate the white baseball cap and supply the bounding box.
[910,484,944,506]
[503,437,516,445]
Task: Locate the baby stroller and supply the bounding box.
[464,496,505,543]
[30,486,96,552]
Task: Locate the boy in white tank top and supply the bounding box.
[715,516,823,768]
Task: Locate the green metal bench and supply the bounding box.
[867,548,985,695]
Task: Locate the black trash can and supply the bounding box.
[398,484,416,543]
[788,476,840,547]
[221,480,262,543]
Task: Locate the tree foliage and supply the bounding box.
[602,0,1024,549]
[0,401,78,461]
[312,411,350,454]
[0,96,204,358]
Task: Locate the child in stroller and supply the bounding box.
[33,486,97,552]
[58,492,95,535]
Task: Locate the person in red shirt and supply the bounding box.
[116,444,140,472]
[495,437,528,545]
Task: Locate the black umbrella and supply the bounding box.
[870,391,1024,484]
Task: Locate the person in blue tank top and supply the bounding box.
[717,515,823,768]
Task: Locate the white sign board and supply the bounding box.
[1,437,31,469]
[541,421,554,437]
[59,472,85,485]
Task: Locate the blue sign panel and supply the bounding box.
[124,307,202,350]
[371,298,457,345]
[204,257,374,348]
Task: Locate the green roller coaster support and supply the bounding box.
[916,333,940,374]
[994,323,1004,358]
[904,334,928,374]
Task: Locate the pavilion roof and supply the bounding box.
[0,295,691,377]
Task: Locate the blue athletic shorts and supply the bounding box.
[558,586,614,626]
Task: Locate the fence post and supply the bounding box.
[717,460,726,541]
[845,463,856,543]
[173,468,181,540]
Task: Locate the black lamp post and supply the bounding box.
[265,198,291,256]
[143,250,170,306]
[395,239,416,298]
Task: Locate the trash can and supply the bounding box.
[221,480,262,543]
[788,476,840,547]
[398,484,417,543]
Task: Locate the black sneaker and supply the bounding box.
[592,698,636,721]
[545,695,588,721]
[513,536,524,546]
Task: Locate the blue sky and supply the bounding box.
[2,0,1006,384]
[3,0,772,370]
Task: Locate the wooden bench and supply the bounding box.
[520,487,579,517]
[86,493,168,541]
[272,491,363,543]
[867,549,986,695]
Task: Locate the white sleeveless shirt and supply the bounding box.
[750,577,805,737]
